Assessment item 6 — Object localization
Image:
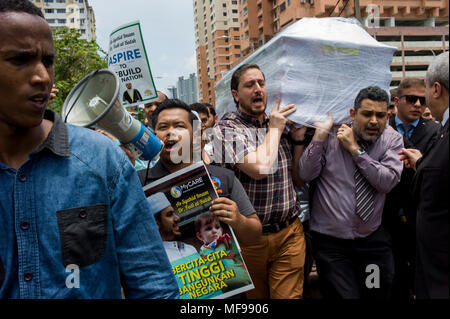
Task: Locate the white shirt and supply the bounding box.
[163,241,199,262]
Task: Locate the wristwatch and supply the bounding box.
[353,148,366,158]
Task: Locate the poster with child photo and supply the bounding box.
[143,162,254,299]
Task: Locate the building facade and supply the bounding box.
[167,86,178,99]
[177,73,199,105]
[193,0,242,104]
[195,0,448,104]
[32,0,96,42]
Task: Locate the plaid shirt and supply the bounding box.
[213,110,300,225]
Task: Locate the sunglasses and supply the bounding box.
[399,94,426,106]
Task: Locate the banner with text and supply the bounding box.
[108,21,157,108]
[143,162,254,299]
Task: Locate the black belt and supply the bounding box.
[262,216,298,234]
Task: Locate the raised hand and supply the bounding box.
[268,98,296,131]
[312,111,333,142]
[337,124,359,155]
[399,148,422,171]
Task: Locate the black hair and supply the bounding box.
[0,0,44,18]
[354,86,389,111]
[190,103,210,116]
[230,64,265,108]
[205,103,216,117]
[152,98,197,129]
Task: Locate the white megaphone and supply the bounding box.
[61,69,163,161]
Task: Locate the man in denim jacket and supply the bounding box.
[0,0,178,299]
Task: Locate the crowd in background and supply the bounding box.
[0,0,448,300]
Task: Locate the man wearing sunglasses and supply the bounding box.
[383,78,439,299]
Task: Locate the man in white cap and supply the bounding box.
[148,192,200,262]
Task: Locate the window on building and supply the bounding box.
[57,9,66,13]
[57,19,66,24]
[280,2,286,13]
[45,9,54,13]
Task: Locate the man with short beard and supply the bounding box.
[213,64,307,299]
[298,86,404,299]
[147,192,200,262]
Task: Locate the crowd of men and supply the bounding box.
[0,0,448,299]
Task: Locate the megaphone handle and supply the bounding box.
[123,143,143,161]
[64,70,100,123]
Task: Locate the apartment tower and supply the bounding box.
[32,0,96,42]
[177,73,199,105]
[239,0,448,89]
[193,0,242,104]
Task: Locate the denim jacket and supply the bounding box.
[0,110,178,299]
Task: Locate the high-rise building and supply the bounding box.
[32,0,96,42]
[177,73,199,105]
[193,0,242,104]
[239,0,448,89]
[167,86,178,99]
[195,0,448,104]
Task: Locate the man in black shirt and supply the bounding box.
[138,99,261,246]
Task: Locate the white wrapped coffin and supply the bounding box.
[214,17,396,125]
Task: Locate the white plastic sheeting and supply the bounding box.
[214,17,396,126]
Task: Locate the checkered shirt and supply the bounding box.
[212,110,300,225]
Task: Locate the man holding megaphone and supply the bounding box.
[0,0,178,299]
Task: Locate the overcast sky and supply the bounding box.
[89,0,197,94]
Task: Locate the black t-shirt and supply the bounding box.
[138,161,255,216]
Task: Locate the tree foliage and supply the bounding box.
[49,28,106,115]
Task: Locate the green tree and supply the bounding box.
[49,27,106,115]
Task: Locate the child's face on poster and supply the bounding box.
[197,220,223,245]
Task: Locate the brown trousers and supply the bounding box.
[241,218,306,299]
